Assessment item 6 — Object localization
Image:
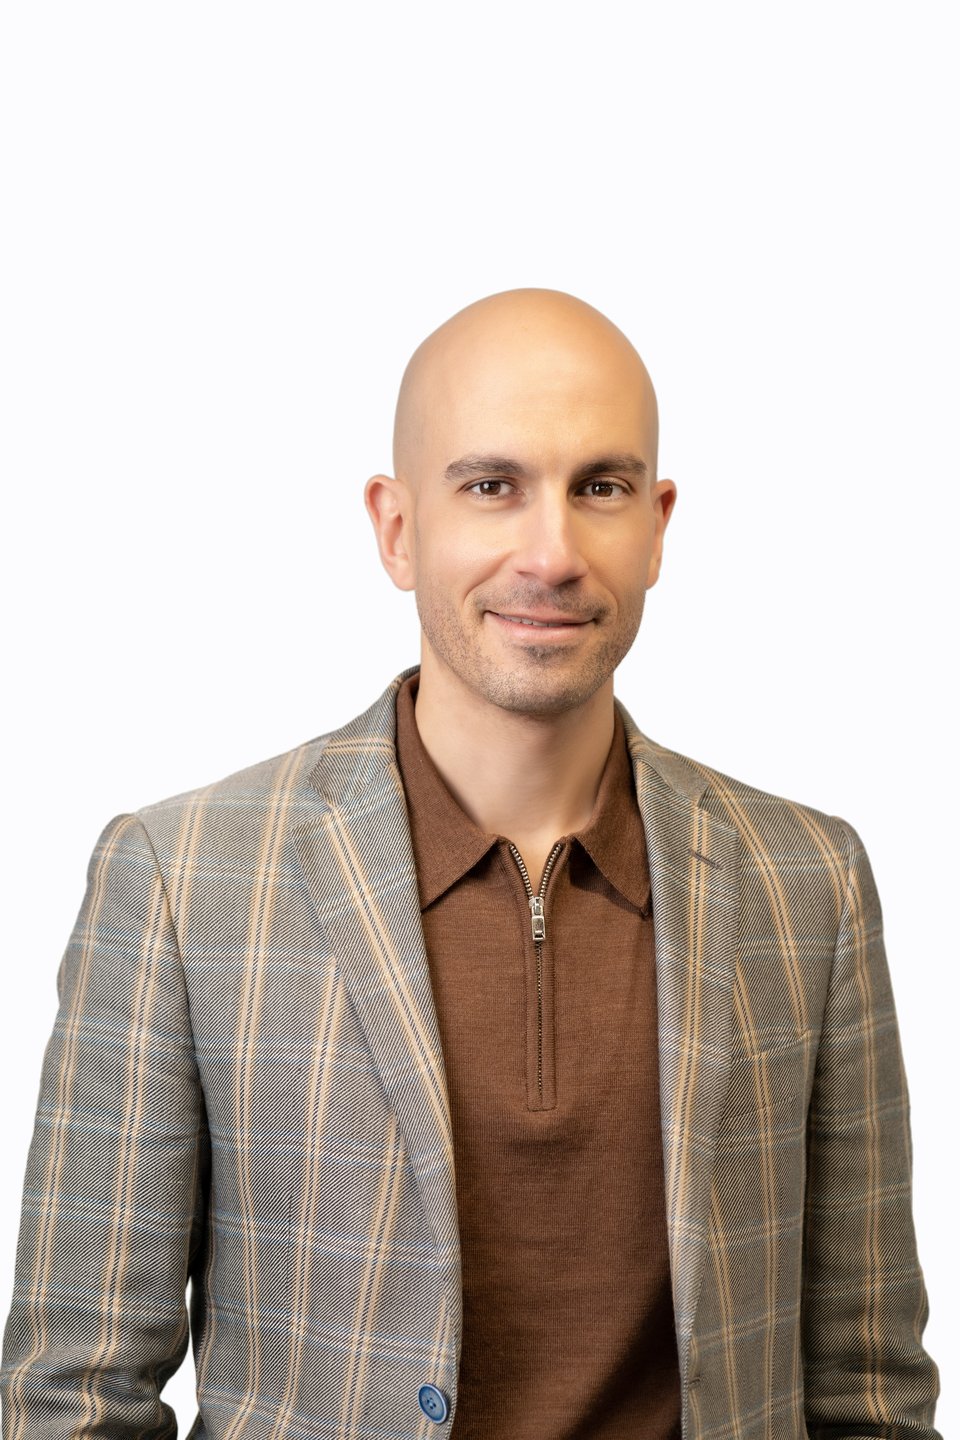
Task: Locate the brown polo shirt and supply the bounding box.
[394,671,681,1439]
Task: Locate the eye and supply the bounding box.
[464,478,629,501]
[584,479,628,499]
[465,479,516,499]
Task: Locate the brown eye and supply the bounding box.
[584,480,627,499]
[466,479,514,498]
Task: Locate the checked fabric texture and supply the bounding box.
[1,664,941,1440]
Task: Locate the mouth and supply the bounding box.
[487,610,594,637]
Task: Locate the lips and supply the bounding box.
[490,611,589,627]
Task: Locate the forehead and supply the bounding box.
[425,336,653,462]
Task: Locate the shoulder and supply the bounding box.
[123,728,338,866]
[631,724,860,881]
[642,734,880,959]
[99,668,414,871]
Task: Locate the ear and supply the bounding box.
[363,473,417,592]
[645,478,678,588]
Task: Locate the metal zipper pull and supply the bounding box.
[529,895,546,942]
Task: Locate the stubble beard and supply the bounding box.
[414,581,646,718]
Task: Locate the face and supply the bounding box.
[367,319,676,718]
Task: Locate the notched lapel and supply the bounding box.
[622,708,741,1381]
[291,669,460,1287]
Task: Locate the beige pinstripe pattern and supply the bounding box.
[1,664,940,1440]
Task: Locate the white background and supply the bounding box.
[1,2,955,1432]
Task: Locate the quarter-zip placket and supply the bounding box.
[507,839,566,1110]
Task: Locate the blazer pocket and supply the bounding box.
[720,1033,812,1130]
[713,1035,813,1242]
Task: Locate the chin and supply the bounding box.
[469,663,611,717]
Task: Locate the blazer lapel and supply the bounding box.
[292,666,461,1289]
[618,697,741,1379]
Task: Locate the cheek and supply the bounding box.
[600,534,654,593]
[419,526,504,590]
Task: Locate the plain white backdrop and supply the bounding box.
[1,2,955,1432]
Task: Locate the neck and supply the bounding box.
[410,651,616,847]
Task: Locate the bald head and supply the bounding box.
[365,287,677,720]
[392,288,659,492]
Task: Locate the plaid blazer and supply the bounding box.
[1,664,940,1440]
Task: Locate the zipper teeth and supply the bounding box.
[538,842,564,895]
[508,838,564,900]
[508,839,565,1101]
[508,844,532,892]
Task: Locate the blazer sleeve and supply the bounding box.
[801,817,941,1440]
[1,812,210,1440]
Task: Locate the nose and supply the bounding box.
[507,486,590,589]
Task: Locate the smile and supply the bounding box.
[488,611,592,637]
[495,614,583,627]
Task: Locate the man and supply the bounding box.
[0,288,940,1440]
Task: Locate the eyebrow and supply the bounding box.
[442,451,648,485]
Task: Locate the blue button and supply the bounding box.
[417,1383,449,1422]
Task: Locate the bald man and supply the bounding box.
[1,290,940,1440]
